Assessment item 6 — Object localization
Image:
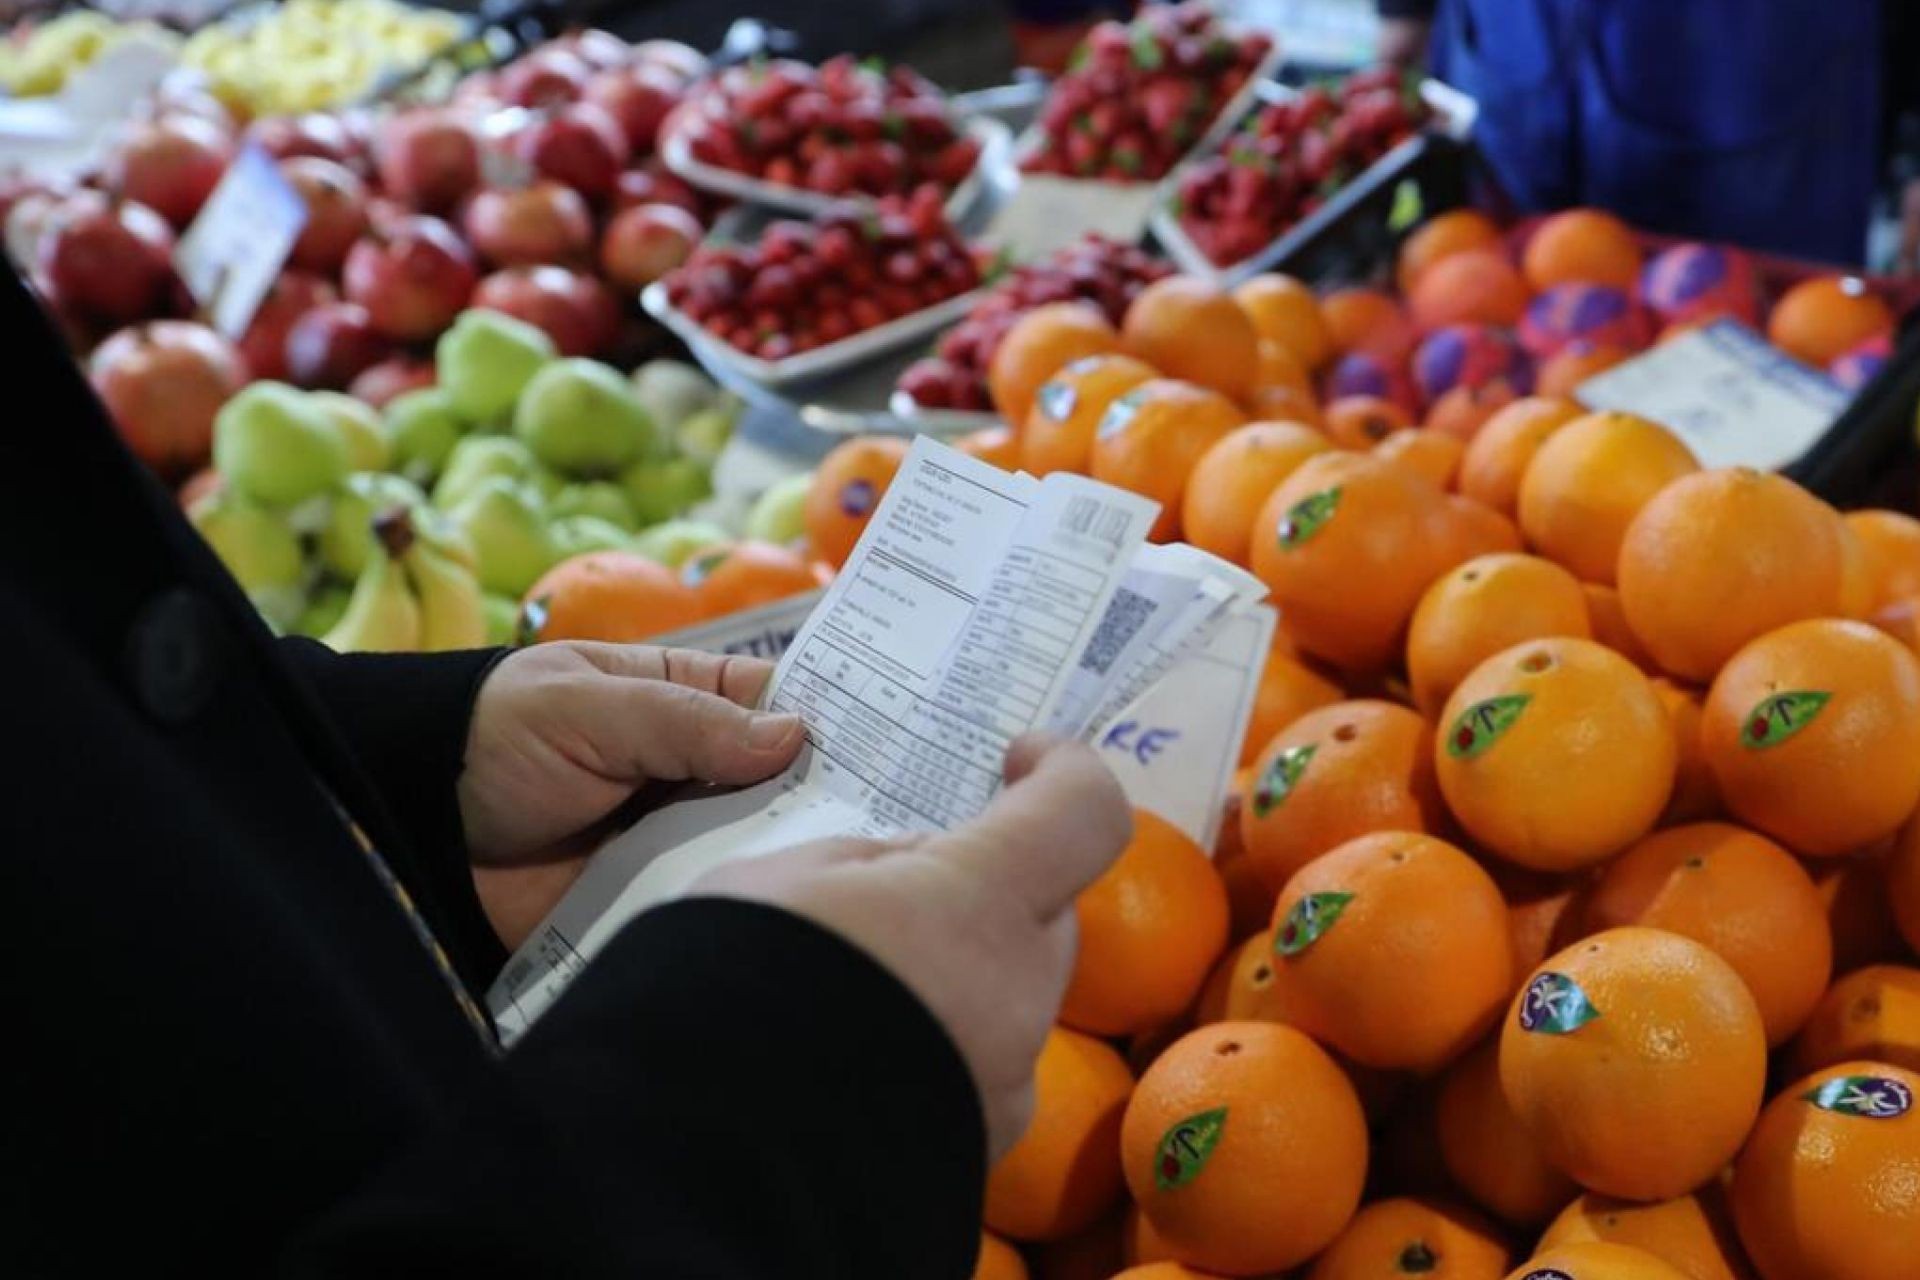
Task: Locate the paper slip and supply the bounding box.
[489,438,1266,1039]
[986,174,1160,261]
[175,144,308,339]
[648,588,826,661]
[1575,319,1849,471]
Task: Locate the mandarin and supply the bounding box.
[1845,509,1920,613]
[1324,394,1414,450]
[1458,397,1584,516]
[983,1027,1133,1241]
[1323,286,1419,361]
[1650,679,1721,823]
[519,550,702,643]
[1536,341,1633,398]
[973,1232,1029,1280]
[1022,352,1159,477]
[1238,640,1345,768]
[1766,275,1895,368]
[804,434,909,569]
[1235,273,1332,370]
[1889,810,1920,954]
[1813,849,1912,975]
[1539,1188,1753,1280]
[954,424,1021,470]
[1436,1035,1579,1227]
[988,302,1121,425]
[1398,208,1506,293]
[1522,208,1643,291]
[682,540,819,618]
[1407,552,1591,716]
[1122,277,1262,404]
[1583,583,1657,672]
[1426,380,1522,442]
[1792,964,1920,1078]
[1409,249,1531,330]
[1183,421,1333,566]
[1091,379,1247,540]
[1308,1196,1511,1280]
[1507,1242,1693,1280]
[1375,428,1465,490]
[1517,411,1699,585]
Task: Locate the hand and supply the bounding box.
[1378,16,1432,69]
[690,736,1132,1160]
[459,643,806,947]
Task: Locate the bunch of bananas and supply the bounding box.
[181,0,463,116]
[323,505,488,653]
[0,12,180,97]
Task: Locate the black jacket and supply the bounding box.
[0,267,983,1277]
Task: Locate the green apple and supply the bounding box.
[529,465,567,503]
[481,593,520,646]
[319,472,428,579]
[631,518,731,569]
[213,382,349,508]
[630,358,718,432]
[432,435,536,510]
[674,405,737,466]
[743,471,813,547]
[294,583,353,639]
[551,514,632,560]
[448,477,558,598]
[436,309,556,426]
[189,491,306,592]
[620,456,713,525]
[514,358,656,478]
[552,480,637,531]
[384,388,464,485]
[309,391,391,472]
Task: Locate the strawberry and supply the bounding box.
[1141,77,1198,137]
[805,150,855,195]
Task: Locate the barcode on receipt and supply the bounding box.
[1060,495,1130,550]
[1080,587,1157,676]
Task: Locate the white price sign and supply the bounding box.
[175,144,308,339]
[986,174,1159,261]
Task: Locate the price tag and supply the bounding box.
[175,144,308,339]
[986,174,1159,261]
[1575,320,1850,471]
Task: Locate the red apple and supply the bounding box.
[633,40,706,85]
[106,116,232,230]
[342,214,478,342]
[611,165,705,220]
[497,48,592,109]
[35,192,177,326]
[281,157,369,275]
[584,63,682,157]
[557,29,632,71]
[348,354,436,407]
[472,265,620,356]
[373,108,481,214]
[238,271,336,381]
[245,112,360,167]
[461,181,594,268]
[599,203,700,291]
[283,301,394,389]
[89,319,247,478]
[514,103,628,200]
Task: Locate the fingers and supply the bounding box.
[575,675,804,787]
[942,735,1132,920]
[573,643,777,709]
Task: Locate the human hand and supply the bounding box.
[1378,16,1432,69]
[690,736,1131,1160]
[460,643,806,946]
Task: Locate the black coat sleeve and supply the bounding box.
[279,898,988,1279]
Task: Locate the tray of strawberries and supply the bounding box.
[1014,2,1280,184]
[1152,68,1475,285]
[645,190,996,389]
[659,54,1012,221]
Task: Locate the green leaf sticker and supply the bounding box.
[1387,179,1425,233]
[1276,487,1341,548]
[1802,1074,1914,1119]
[1274,891,1355,957]
[1250,744,1315,817]
[1742,690,1832,749]
[1096,387,1147,440]
[514,596,549,648]
[1446,694,1531,760]
[1517,972,1601,1035]
[1153,1106,1227,1190]
[1519,1271,1574,1280]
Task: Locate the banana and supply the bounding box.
[321,510,421,653]
[405,534,488,651]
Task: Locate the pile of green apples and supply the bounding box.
[188,307,742,652]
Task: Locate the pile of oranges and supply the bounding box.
[789,211,1920,1280]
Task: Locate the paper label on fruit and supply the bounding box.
[648,589,828,661]
[1154,1106,1227,1190]
[1574,320,1849,471]
[987,174,1159,261]
[1517,972,1600,1035]
[1741,690,1831,750]
[1802,1075,1914,1119]
[176,144,309,338]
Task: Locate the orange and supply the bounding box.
[1701,619,1920,856]
[519,551,701,644]
[1584,584,1657,672]
[1890,810,1920,954]
[1398,208,1506,294]
[1253,339,1314,400]
[1122,1021,1368,1275]
[1792,964,1920,1078]
[984,1027,1133,1241]
[1239,641,1344,767]
[1193,929,1306,1026]
[1235,274,1332,371]
[681,540,820,618]
[1618,468,1845,682]
[804,434,909,569]
[1375,428,1465,490]
[1308,1196,1511,1280]
[1498,863,1586,983]
[1022,353,1159,477]
[1247,380,1324,429]
[1732,1060,1920,1280]
[1539,1188,1754,1280]
[1250,452,1451,671]
[1438,494,1525,563]
[1108,1266,1214,1280]
[988,302,1121,426]
[1239,699,1444,892]
[1507,1242,1693,1280]
[1813,849,1910,975]
[1845,510,1920,613]
[1408,248,1530,330]
[954,424,1021,470]
[1521,208,1643,291]
[1122,277,1262,405]
[1436,1035,1579,1227]
[1215,778,1284,939]
[1837,516,1875,619]
[1407,553,1591,716]
[1435,638,1676,872]
[1651,679,1721,823]
[1122,1204,1177,1265]
[1322,286,1418,361]
[1500,927,1767,1201]
[1869,596,1920,652]
[1425,380,1521,443]
[1765,276,1894,368]
[1517,411,1700,585]
[1028,1212,1126,1280]
[1269,830,1512,1071]
[1324,394,1414,450]
[973,1232,1029,1280]
[1537,342,1634,398]
[1183,422,1333,566]
[1091,379,1247,541]
[1061,810,1229,1037]
[1458,397,1584,518]
[1583,822,1832,1046]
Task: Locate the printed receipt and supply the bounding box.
[489,438,1159,1039]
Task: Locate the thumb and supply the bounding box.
[583,678,806,787]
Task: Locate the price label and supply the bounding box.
[175,144,308,339]
[986,174,1159,261]
[1575,320,1850,471]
